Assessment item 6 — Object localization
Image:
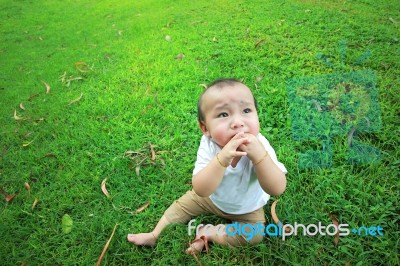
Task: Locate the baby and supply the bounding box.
[127,78,287,254]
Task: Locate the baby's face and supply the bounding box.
[199,83,260,147]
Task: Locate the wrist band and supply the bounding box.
[216,153,228,168]
[253,152,268,166]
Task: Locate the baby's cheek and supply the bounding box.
[213,127,229,145]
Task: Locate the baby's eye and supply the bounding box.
[243,108,252,113]
[217,112,228,118]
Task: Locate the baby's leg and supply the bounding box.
[127,215,169,246]
[127,190,209,246]
[186,221,264,253]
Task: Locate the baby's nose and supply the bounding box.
[230,118,244,128]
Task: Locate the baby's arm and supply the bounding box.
[192,132,249,197]
[239,134,287,196]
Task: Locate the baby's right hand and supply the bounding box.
[218,132,250,166]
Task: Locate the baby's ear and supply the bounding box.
[199,121,210,137]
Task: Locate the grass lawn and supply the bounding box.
[1,0,399,265]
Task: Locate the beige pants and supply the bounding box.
[164,190,266,246]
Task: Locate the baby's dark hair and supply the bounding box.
[197,78,258,123]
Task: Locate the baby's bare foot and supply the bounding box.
[127,232,156,246]
[186,235,208,255]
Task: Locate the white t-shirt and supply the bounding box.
[193,133,287,215]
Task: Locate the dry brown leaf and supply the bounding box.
[175,53,185,60]
[255,76,263,83]
[68,92,83,105]
[5,194,17,202]
[74,62,91,73]
[24,182,31,195]
[271,200,280,224]
[312,100,323,112]
[135,202,150,213]
[14,110,24,120]
[389,17,397,25]
[96,224,118,266]
[271,200,291,232]
[19,103,26,111]
[22,139,35,147]
[43,153,57,158]
[101,178,111,199]
[23,132,33,139]
[42,80,50,94]
[255,38,266,48]
[330,214,340,245]
[28,93,39,101]
[347,126,357,147]
[135,165,140,177]
[150,145,156,161]
[0,187,17,202]
[32,198,38,210]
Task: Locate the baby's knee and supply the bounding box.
[247,232,264,245]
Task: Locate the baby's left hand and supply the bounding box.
[238,133,266,162]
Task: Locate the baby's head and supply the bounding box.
[197,78,260,147]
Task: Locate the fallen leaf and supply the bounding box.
[22,139,36,147]
[0,187,17,202]
[62,214,73,234]
[135,165,140,177]
[42,80,50,94]
[74,62,92,73]
[1,146,9,157]
[135,202,150,213]
[19,103,26,110]
[32,198,38,210]
[389,17,397,25]
[24,182,31,196]
[330,214,340,245]
[5,194,17,202]
[43,153,57,158]
[364,117,371,127]
[28,93,39,101]
[271,200,291,233]
[150,145,156,161]
[255,76,263,83]
[96,224,118,266]
[101,178,111,199]
[118,30,123,36]
[68,92,83,105]
[23,132,33,139]
[347,126,357,146]
[199,84,207,89]
[175,53,185,60]
[255,38,266,48]
[14,110,24,120]
[165,35,171,42]
[271,200,280,224]
[312,100,323,112]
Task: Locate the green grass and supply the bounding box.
[1,0,399,265]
